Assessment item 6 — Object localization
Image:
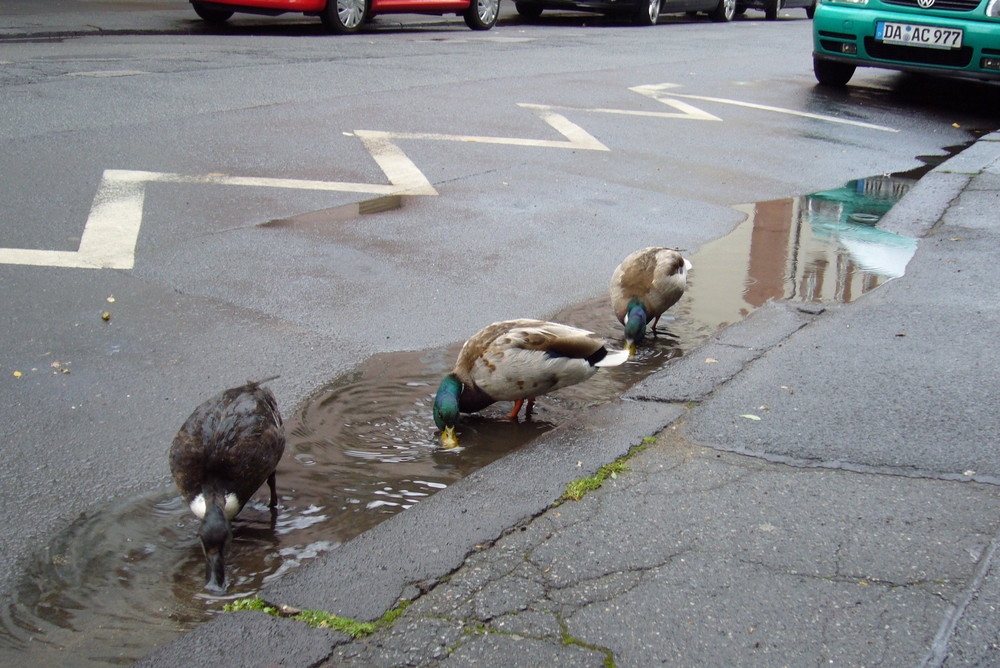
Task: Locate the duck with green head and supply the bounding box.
[169,379,285,592]
[433,319,630,449]
[610,247,692,356]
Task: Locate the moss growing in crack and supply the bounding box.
[562,446,646,502]
[642,436,658,445]
[560,619,616,667]
[225,597,278,615]
[294,609,377,636]
[224,596,410,639]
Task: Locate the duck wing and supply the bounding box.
[611,247,690,321]
[465,321,615,401]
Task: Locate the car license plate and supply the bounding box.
[876,21,963,49]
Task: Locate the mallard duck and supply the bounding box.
[432,319,630,449]
[169,379,285,592]
[610,247,692,355]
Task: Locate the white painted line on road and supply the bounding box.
[360,108,609,151]
[633,83,899,133]
[522,98,721,122]
[351,133,440,196]
[0,172,144,269]
[0,166,439,270]
[76,172,145,269]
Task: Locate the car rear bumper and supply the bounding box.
[813,2,1000,81]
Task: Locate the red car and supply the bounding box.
[190,0,500,33]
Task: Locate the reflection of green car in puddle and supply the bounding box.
[805,177,918,278]
[812,0,1000,86]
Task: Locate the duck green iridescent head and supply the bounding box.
[623,298,648,357]
[433,373,462,449]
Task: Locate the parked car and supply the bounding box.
[190,0,499,33]
[513,0,737,26]
[735,0,816,19]
[812,0,1000,86]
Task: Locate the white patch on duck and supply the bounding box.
[596,348,630,367]
[189,492,241,520]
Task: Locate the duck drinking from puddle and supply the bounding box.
[169,379,285,592]
[610,247,692,356]
[433,319,630,449]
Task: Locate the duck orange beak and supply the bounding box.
[440,426,459,449]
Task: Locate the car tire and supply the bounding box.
[192,2,234,24]
[764,0,779,19]
[515,1,544,18]
[813,56,856,86]
[632,0,661,25]
[321,0,367,33]
[709,0,735,21]
[805,0,816,17]
[465,0,499,29]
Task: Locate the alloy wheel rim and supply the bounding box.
[479,0,499,23]
[339,0,365,27]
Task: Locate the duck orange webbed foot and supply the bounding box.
[507,398,536,421]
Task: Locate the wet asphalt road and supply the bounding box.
[1,0,999,663]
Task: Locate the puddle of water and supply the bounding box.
[0,168,927,666]
[261,194,405,231]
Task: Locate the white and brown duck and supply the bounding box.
[610,247,692,355]
[432,319,629,449]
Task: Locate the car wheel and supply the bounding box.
[764,0,779,19]
[805,0,816,17]
[813,56,855,86]
[192,2,234,24]
[515,1,544,17]
[321,0,367,33]
[709,0,735,21]
[632,0,660,25]
[465,0,499,29]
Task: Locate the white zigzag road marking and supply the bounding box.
[356,106,610,151]
[0,167,438,270]
[0,83,897,269]
[632,82,899,133]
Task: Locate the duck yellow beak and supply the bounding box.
[626,341,637,358]
[440,426,459,449]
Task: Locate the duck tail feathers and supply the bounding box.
[594,348,630,367]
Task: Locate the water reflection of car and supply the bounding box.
[736,0,816,20]
[812,0,1000,86]
[513,0,738,26]
[190,0,499,33]
[805,176,917,278]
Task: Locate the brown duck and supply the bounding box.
[610,247,692,355]
[169,379,285,592]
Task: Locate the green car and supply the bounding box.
[812,0,1000,86]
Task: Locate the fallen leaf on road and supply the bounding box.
[739,414,761,421]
